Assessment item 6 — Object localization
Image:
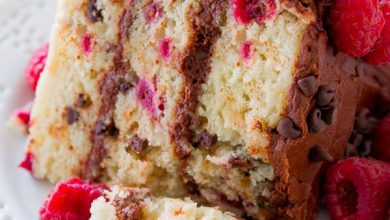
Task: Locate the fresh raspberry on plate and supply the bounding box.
[372,114,390,162]
[329,0,385,57]
[39,178,106,220]
[365,1,390,65]
[324,158,390,220]
[25,44,49,91]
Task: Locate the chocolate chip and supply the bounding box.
[199,130,217,148]
[307,108,327,133]
[348,131,364,148]
[315,86,336,108]
[229,156,253,169]
[95,120,107,134]
[66,107,80,125]
[119,79,133,94]
[355,108,379,134]
[357,140,372,157]
[308,145,333,162]
[190,129,217,149]
[322,107,337,125]
[127,135,148,154]
[357,63,390,100]
[76,93,92,108]
[182,176,200,195]
[297,76,318,97]
[95,119,119,136]
[276,117,301,139]
[255,121,262,130]
[87,0,103,22]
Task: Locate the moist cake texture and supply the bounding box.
[90,186,238,220]
[25,0,380,218]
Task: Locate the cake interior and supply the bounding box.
[28,0,313,217]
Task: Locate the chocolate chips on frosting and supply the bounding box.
[276,117,302,139]
[346,108,380,157]
[297,75,318,97]
[306,85,338,133]
[355,108,379,134]
[315,86,336,108]
[308,145,333,163]
[307,108,327,133]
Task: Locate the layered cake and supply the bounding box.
[24,0,389,219]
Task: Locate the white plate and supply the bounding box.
[0,0,56,219]
[0,0,330,219]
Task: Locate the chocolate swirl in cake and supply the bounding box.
[83,2,135,181]
[172,0,227,158]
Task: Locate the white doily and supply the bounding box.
[0,0,57,219]
[0,0,56,54]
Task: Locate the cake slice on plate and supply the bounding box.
[25,0,377,218]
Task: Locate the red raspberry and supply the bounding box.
[25,44,49,91]
[324,158,390,220]
[372,114,390,162]
[19,151,34,172]
[329,0,385,57]
[136,79,156,117]
[39,178,106,220]
[365,1,390,65]
[240,40,253,61]
[159,38,172,60]
[232,0,278,25]
[81,34,93,55]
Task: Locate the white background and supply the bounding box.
[0,0,56,219]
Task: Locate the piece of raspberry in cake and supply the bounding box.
[90,186,238,220]
[24,0,390,219]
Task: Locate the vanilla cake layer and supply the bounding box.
[90,186,238,220]
[26,0,362,218]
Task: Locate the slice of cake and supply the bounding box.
[90,186,238,220]
[25,0,379,218]
[38,178,238,220]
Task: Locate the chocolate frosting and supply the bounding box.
[269,26,362,219]
[268,0,390,217]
